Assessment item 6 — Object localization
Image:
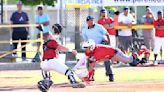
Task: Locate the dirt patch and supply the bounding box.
[52,82,164,92]
[0,82,164,92]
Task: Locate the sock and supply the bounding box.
[88,69,94,80]
[83,69,94,81]
[144,51,150,60]
[132,48,148,60]
[132,52,139,60]
[65,69,77,84]
[137,49,146,56]
[154,54,158,61]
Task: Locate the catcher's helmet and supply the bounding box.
[52,23,63,34]
[37,79,53,92]
[82,39,96,51]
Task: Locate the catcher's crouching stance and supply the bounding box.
[38,33,85,92]
[74,39,149,82]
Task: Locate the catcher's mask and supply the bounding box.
[52,23,63,34]
[37,79,53,92]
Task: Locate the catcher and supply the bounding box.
[73,39,149,82]
[37,24,85,92]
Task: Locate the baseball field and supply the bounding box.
[0,64,164,92]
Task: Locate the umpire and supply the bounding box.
[82,15,114,82]
[10,1,29,61]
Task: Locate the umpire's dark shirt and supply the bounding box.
[10,11,29,32]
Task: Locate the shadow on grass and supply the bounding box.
[0,83,71,91]
[0,77,31,79]
[0,85,37,91]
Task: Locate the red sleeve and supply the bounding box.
[153,20,157,26]
[153,20,158,30]
[107,17,114,24]
[85,51,91,57]
[47,40,59,49]
[98,18,103,24]
[110,17,114,22]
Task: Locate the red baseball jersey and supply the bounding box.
[114,16,119,26]
[154,19,164,37]
[85,44,116,62]
[43,40,59,60]
[98,17,116,35]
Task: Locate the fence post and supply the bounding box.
[75,8,81,50]
[39,31,43,59]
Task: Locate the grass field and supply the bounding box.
[0,66,164,92]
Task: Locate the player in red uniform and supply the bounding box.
[98,9,116,38]
[153,11,164,65]
[98,8,116,47]
[73,39,149,82]
[37,24,85,92]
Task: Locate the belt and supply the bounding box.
[115,50,118,54]
[43,58,54,61]
[109,50,118,59]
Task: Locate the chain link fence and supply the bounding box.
[60,8,93,50]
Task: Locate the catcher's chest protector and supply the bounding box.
[43,40,56,51]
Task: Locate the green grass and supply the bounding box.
[96,67,164,82]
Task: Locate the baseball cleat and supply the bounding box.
[42,90,47,92]
[72,83,86,88]
[153,60,158,66]
[81,77,91,84]
[109,74,114,82]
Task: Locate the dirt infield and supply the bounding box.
[0,82,164,92]
[0,65,164,92]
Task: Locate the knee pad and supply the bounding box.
[65,69,74,76]
[65,69,77,84]
[37,79,53,92]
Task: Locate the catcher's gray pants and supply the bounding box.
[111,49,133,63]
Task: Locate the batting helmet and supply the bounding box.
[82,39,96,51]
[37,79,53,92]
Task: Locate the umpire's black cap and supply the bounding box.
[86,15,94,21]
